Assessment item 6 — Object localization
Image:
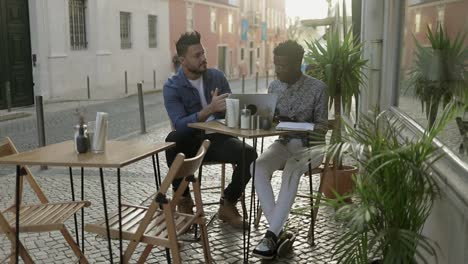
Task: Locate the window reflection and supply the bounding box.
[398,0,468,160]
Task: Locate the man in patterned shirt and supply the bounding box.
[252,40,328,259]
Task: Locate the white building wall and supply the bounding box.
[29,0,171,100]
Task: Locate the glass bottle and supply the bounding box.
[74,124,88,153]
[240,106,251,130]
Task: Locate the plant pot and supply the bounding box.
[322,165,357,200]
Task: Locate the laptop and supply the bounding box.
[228,93,278,121]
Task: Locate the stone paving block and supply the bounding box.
[0,124,347,263]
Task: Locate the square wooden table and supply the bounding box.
[188,121,303,262]
[0,140,174,263]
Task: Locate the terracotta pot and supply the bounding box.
[322,165,357,199]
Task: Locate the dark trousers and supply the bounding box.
[165,130,257,203]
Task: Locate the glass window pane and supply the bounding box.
[148,15,157,48]
[398,0,468,160]
[120,12,132,49]
[69,0,87,50]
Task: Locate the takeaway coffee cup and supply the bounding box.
[226,98,240,128]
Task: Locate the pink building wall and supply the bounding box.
[169,0,287,79]
[169,0,240,78]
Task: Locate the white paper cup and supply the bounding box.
[226,98,239,128]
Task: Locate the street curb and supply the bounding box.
[43,88,163,105]
[0,111,32,122]
[116,121,171,140]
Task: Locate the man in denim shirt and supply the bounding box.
[164,31,257,228]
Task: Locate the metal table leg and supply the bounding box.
[68,167,80,247]
[152,155,159,190]
[99,168,114,264]
[117,168,123,262]
[81,167,85,253]
[241,138,247,263]
[14,165,20,263]
[246,138,258,263]
[308,163,315,245]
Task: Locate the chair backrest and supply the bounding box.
[158,140,210,194]
[0,137,49,212]
[0,137,18,157]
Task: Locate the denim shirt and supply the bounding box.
[163,68,231,134]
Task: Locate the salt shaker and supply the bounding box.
[250,114,257,130]
[240,106,251,130]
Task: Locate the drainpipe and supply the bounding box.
[380,0,405,110]
[359,0,384,114]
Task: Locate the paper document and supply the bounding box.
[276,122,315,131]
[216,119,226,125]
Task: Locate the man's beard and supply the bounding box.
[187,63,207,75]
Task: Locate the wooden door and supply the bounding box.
[0,0,34,109]
[217,46,227,74]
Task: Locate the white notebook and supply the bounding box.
[276,122,315,131]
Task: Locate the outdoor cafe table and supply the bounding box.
[0,140,174,263]
[188,121,297,263]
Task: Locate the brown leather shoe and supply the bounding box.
[218,199,246,229]
[177,196,194,215]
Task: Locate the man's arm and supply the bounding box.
[209,71,231,120]
[310,86,329,146]
[197,88,229,122]
[164,85,198,133]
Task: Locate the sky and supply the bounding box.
[285,0,329,20]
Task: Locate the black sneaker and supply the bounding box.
[277,231,296,257]
[252,237,277,259]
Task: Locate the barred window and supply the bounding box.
[186,5,194,31]
[120,12,132,49]
[69,0,87,50]
[148,15,158,48]
[210,8,217,32]
[228,13,233,33]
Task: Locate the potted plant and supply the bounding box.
[303,27,368,198]
[409,24,467,128]
[326,102,459,263]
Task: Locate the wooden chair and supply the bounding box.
[198,161,236,206]
[85,140,212,264]
[0,137,90,263]
[169,121,233,208]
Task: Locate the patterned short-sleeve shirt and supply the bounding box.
[269,73,328,145]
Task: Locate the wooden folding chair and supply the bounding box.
[169,120,233,208]
[0,137,90,263]
[85,140,212,264]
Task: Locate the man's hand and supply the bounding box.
[275,115,297,122]
[198,88,229,122]
[208,88,229,113]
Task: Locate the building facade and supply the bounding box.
[0,0,172,106]
[0,0,286,107]
[169,0,286,79]
[169,0,241,78]
[238,0,287,78]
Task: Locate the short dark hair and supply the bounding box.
[273,40,304,64]
[176,31,201,56]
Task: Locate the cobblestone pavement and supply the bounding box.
[0,77,268,176]
[0,124,343,263]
